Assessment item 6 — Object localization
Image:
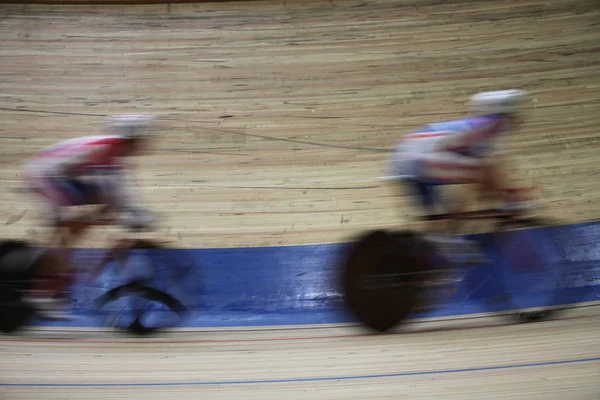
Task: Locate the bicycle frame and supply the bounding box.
[410,207,545,291]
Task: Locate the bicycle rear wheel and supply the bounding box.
[341,230,432,332]
[0,240,37,333]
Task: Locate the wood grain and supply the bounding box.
[2,305,600,399]
[1,0,599,248]
[0,1,599,398]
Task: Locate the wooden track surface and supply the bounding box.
[1,0,599,398]
[1,0,600,248]
[2,305,600,399]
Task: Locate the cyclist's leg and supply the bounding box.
[483,156,538,211]
[23,172,100,318]
[406,152,488,256]
[402,155,488,262]
[408,151,481,229]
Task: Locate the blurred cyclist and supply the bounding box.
[21,114,156,319]
[388,89,535,244]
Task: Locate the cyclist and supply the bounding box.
[21,114,156,319]
[388,89,535,244]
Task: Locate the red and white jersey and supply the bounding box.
[26,135,129,176]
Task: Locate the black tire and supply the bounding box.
[0,240,30,261]
[516,310,554,322]
[0,240,37,334]
[94,240,193,336]
[341,230,432,332]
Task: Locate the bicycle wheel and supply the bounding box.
[94,240,193,336]
[341,230,432,332]
[0,240,37,334]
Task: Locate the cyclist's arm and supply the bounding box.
[442,119,506,158]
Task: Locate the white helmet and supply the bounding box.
[103,114,155,139]
[469,89,528,116]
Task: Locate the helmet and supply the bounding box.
[469,90,528,116]
[103,114,155,139]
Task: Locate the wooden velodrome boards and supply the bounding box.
[0,0,599,249]
[0,0,599,398]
